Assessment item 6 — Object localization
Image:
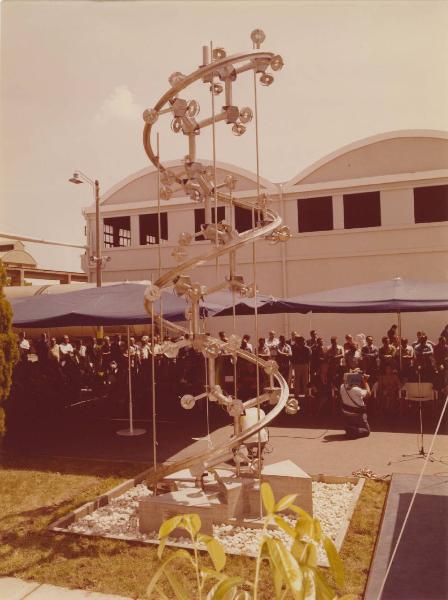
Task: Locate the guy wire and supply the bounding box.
[252,69,262,492]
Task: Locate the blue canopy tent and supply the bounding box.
[205,291,276,317]
[10,283,189,327]
[10,282,273,327]
[256,278,448,371]
[258,278,448,315]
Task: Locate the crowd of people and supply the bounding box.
[241,325,448,415]
[12,323,448,419]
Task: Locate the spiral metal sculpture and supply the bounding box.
[142,31,297,487]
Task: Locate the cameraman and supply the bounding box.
[340,370,371,439]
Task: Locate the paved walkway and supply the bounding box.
[5,405,448,476]
[0,578,132,600]
[167,418,448,478]
[364,473,448,599]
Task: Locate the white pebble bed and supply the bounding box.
[68,481,355,561]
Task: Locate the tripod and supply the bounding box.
[401,368,434,462]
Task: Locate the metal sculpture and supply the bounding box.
[142,31,297,488]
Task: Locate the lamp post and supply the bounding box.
[69,171,102,287]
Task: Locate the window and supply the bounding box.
[414,185,448,223]
[103,216,131,248]
[297,196,333,233]
[234,206,262,233]
[194,206,225,240]
[343,191,381,229]
[139,213,168,245]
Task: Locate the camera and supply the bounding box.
[343,371,369,387]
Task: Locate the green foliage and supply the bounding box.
[0,260,19,436]
[147,483,351,600]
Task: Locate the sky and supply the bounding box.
[1,0,448,274]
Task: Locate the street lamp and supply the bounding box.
[69,171,102,287]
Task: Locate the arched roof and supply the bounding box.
[101,159,277,207]
[284,130,448,190]
[0,239,37,268]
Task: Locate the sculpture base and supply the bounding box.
[138,460,313,536]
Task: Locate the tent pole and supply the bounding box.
[117,325,146,437]
[128,325,133,434]
[398,311,402,371]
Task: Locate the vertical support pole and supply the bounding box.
[210,40,219,279]
[116,328,145,436]
[278,183,289,336]
[252,69,263,500]
[398,311,402,371]
[228,189,241,474]
[191,294,200,336]
[95,179,103,339]
[156,133,164,342]
[207,357,216,388]
[151,303,157,490]
[127,326,134,435]
[95,180,101,288]
[202,45,209,66]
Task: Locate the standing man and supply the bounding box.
[306,330,318,350]
[290,335,311,398]
[379,336,397,373]
[18,331,30,362]
[310,336,326,379]
[361,336,379,383]
[276,335,292,380]
[266,330,279,359]
[59,335,74,365]
[398,337,414,380]
[35,333,50,365]
[414,334,435,380]
[326,336,344,386]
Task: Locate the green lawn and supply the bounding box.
[0,455,388,599]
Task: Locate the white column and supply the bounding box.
[130,214,140,246]
[332,194,344,229]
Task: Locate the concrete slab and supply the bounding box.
[139,487,223,535]
[0,577,40,600]
[262,459,311,479]
[364,474,448,600]
[23,583,131,599]
[0,578,131,600]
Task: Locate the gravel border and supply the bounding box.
[58,478,364,566]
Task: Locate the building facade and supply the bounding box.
[82,130,448,341]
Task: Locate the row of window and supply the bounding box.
[102,185,448,247]
[298,185,448,233]
[103,206,261,247]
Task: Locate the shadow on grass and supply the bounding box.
[0,453,149,480]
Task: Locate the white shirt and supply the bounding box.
[140,344,151,360]
[340,384,368,413]
[266,337,279,357]
[19,339,30,350]
[59,342,73,356]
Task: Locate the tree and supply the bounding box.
[0,259,19,436]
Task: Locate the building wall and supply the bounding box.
[81,133,448,343]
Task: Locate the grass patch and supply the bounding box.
[0,455,387,599]
[339,479,389,598]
